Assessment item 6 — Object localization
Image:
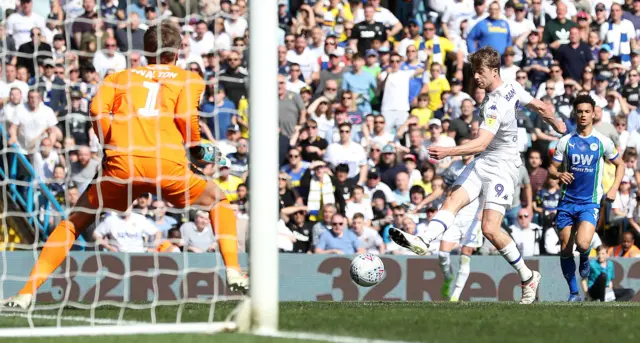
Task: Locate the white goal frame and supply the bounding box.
[0,0,278,337]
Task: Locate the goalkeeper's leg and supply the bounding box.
[2,191,99,308]
[191,180,248,294]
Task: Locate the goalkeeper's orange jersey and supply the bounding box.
[89,64,205,163]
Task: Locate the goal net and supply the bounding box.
[0,0,278,337]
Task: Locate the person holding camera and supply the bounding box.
[582,245,634,302]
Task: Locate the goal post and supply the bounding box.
[247,0,279,334]
[0,0,279,337]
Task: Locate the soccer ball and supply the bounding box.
[350,253,385,287]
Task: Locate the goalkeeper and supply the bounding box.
[2,21,248,309]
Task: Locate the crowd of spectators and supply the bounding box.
[0,0,640,258]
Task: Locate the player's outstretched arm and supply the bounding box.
[526,98,566,134]
[429,129,494,160]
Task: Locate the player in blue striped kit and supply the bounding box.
[549,95,625,302]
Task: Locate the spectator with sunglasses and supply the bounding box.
[509,208,544,257]
[219,50,248,107]
[298,119,328,162]
[315,213,364,255]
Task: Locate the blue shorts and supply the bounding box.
[556,203,600,230]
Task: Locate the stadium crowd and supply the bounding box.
[0,0,640,258]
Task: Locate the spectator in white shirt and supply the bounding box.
[7,90,60,154]
[324,122,368,185]
[424,118,457,174]
[379,52,425,132]
[94,211,161,253]
[32,137,61,181]
[190,19,215,56]
[612,175,640,232]
[1,64,29,101]
[286,34,319,83]
[224,3,248,39]
[92,36,126,78]
[176,35,205,71]
[352,212,385,254]
[345,185,374,224]
[5,0,45,48]
[286,62,307,93]
[509,208,544,257]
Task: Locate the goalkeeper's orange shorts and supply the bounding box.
[86,156,208,212]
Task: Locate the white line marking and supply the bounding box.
[257,330,418,343]
[0,312,142,325]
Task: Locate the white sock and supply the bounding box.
[424,210,455,242]
[451,254,471,300]
[499,241,533,282]
[438,251,453,281]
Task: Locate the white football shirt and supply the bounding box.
[478,81,533,166]
[95,213,159,253]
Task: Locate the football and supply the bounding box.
[350,253,385,287]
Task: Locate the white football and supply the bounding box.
[350,253,385,287]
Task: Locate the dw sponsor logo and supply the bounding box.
[572,154,594,165]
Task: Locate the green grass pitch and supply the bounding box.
[1,301,639,343]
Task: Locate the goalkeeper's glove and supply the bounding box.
[189,142,222,164]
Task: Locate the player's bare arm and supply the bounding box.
[606,156,625,202]
[428,129,494,160]
[526,98,566,134]
[548,160,574,185]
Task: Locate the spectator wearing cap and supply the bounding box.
[601,3,637,67]
[51,34,66,64]
[350,4,387,55]
[299,160,346,222]
[213,157,244,202]
[325,122,368,184]
[36,58,66,114]
[556,27,594,82]
[542,2,577,51]
[425,118,457,173]
[376,144,408,191]
[299,119,329,162]
[575,11,591,41]
[200,83,236,141]
[379,53,425,132]
[500,47,520,83]
[590,73,613,117]
[342,54,376,115]
[315,213,364,255]
[219,50,248,107]
[397,19,422,58]
[467,1,512,55]
[363,49,381,77]
[57,89,91,146]
[286,207,314,254]
[5,0,45,48]
[363,168,395,204]
[278,74,307,138]
[42,12,60,45]
[16,27,52,79]
[335,163,357,201]
[595,44,613,76]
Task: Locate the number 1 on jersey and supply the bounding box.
[138,81,160,117]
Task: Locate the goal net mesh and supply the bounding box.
[0,0,248,334]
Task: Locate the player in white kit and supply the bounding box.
[390,47,566,304]
[438,140,483,302]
